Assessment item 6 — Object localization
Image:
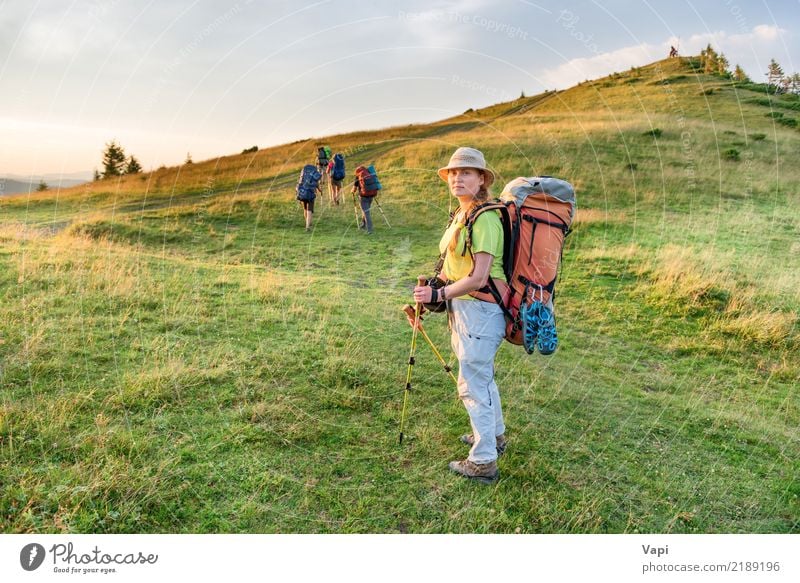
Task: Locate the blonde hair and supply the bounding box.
[448,181,491,253]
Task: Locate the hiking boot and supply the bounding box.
[460,433,507,456]
[448,459,499,484]
[521,300,558,355]
[533,301,557,355]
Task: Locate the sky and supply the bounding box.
[0,0,797,178]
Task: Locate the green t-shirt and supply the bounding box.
[438,210,504,299]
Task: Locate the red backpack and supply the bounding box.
[355,165,380,197]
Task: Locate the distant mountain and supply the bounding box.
[1,173,90,195]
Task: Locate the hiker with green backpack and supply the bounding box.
[412,147,506,484]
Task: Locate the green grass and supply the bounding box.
[1,57,798,533]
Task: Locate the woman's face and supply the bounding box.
[448,167,484,198]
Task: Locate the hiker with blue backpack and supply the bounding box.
[296,164,322,231]
[328,153,346,205]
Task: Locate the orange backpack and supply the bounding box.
[435,176,576,353]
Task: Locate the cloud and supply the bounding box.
[680,24,787,51]
[753,24,781,41]
[394,0,505,48]
[538,24,788,90]
[538,43,664,89]
[12,2,126,63]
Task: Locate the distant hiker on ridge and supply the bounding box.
[669,45,678,58]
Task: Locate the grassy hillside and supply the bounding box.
[1,57,798,533]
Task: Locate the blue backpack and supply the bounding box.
[332,153,346,180]
[367,165,382,190]
[296,165,321,201]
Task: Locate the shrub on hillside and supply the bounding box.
[723,148,740,161]
[750,133,767,141]
[643,128,663,138]
[735,80,779,94]
[686,57,702,70]
[745,97,799,111]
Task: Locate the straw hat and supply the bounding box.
[437,147,495,188]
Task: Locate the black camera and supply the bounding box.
[423,277,447,313]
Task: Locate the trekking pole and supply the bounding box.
[352,190,361,229]
[373,197,391,228]
[398,277,425,445]
[402,304,458,387]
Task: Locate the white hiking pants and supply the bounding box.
[449,299,506,464]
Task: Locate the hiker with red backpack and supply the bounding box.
[352,164,381,235]
[412,147,506,484]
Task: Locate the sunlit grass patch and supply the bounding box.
[711,310,797,347]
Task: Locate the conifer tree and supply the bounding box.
[101,140,126,178]
[126,155,142,174]
[790,73,800,95]
[717,53,730,76]
[766,59,784,91]
[701,44,718,74]
[733,64,749,82]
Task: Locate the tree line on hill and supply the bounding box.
[93,140,142,180]
[92,141,210,181]
[700,44,799,94]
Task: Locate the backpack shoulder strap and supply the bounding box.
[432,210,457,278]
[462,201,513,282]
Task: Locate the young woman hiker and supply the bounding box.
[412,147,507,484]
[328,158,343,205]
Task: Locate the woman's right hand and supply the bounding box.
[413,284,435,304]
